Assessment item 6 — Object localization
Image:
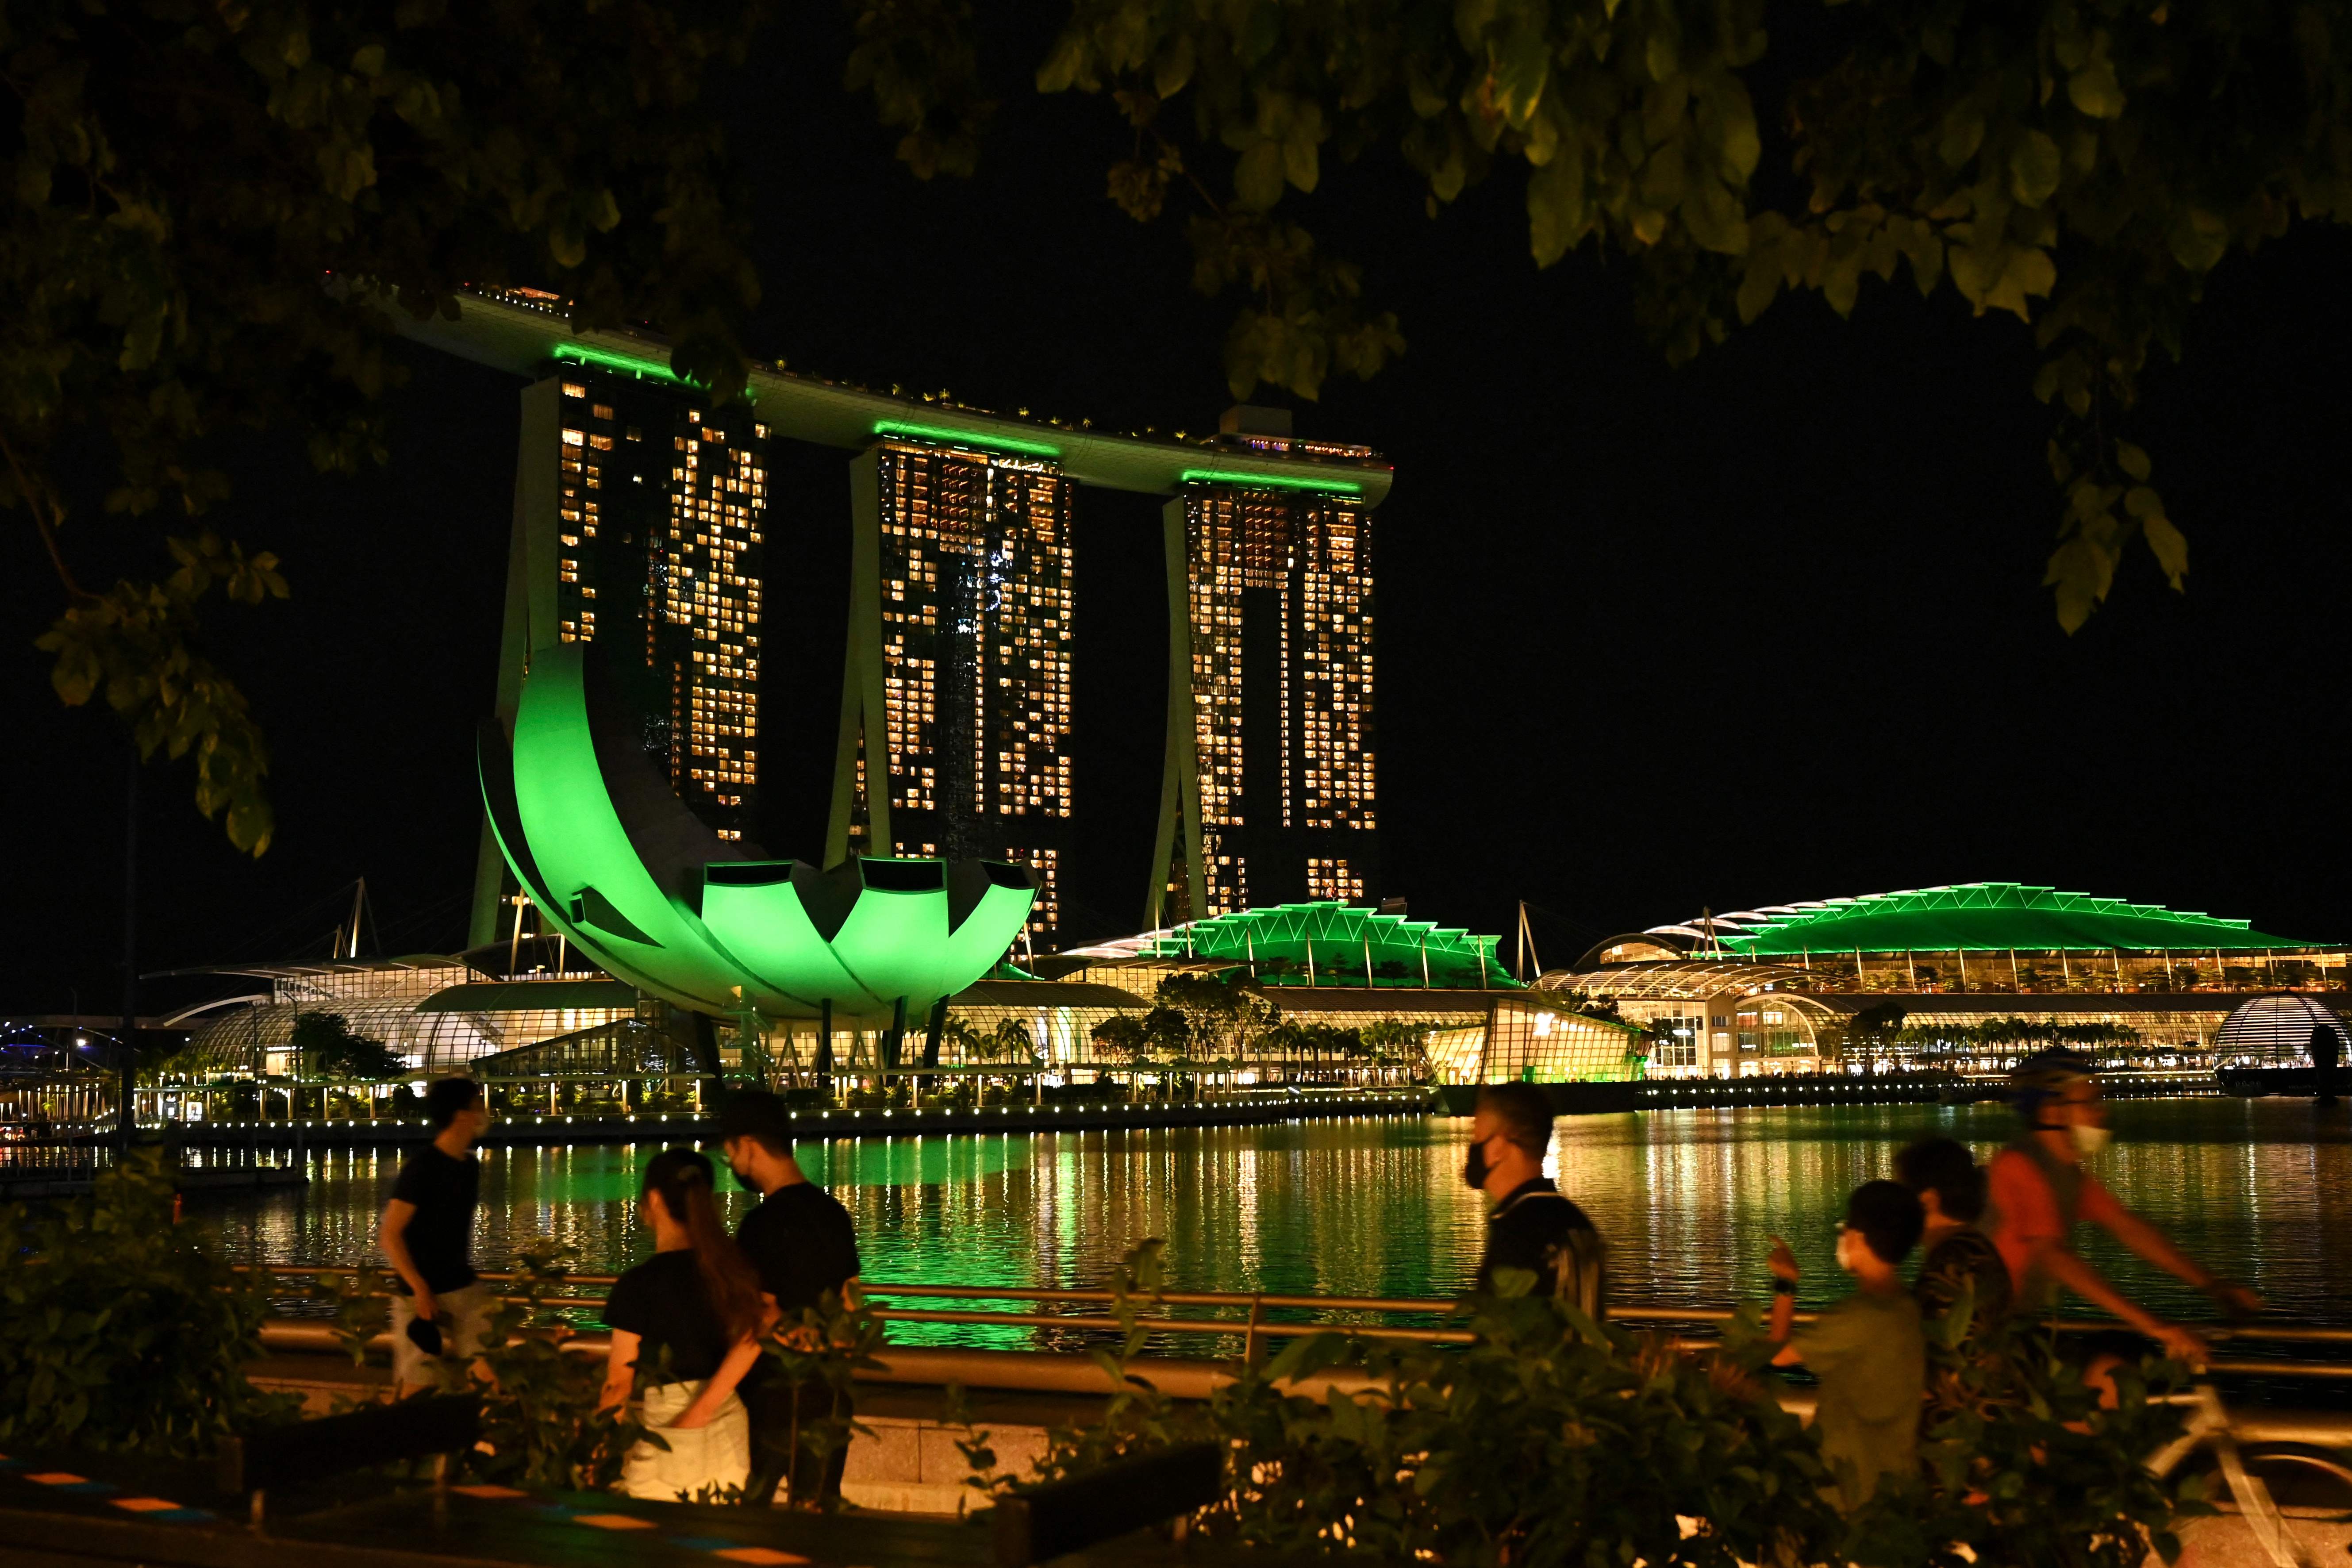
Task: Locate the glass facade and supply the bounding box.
[1427,999,1647,1084]
[176,965,635,1079]
[550,373,769,840]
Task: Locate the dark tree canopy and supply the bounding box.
[12,0,2349,853]
[288,1009,405,1079]
[4,0,765,852]
[857,0,2352,631]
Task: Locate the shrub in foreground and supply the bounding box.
[0,1152,293,1455]
[965,1245,2200,1568]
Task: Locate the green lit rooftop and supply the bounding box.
[1639,883,2336,957]
[1118,901,1512,989]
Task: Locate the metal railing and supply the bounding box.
[241,1266,2352,1382]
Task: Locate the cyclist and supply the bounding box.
[1985,1049,2260,1362]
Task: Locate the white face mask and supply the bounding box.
[1834,1228,1862,1274]
[2071,1123,2112,1158]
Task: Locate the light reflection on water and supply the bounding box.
[185,1099,2352,1336]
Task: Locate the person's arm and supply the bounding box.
[378,1199,434,1322]
[1766,1235,1802,1366]
[2087,1183,2264,1317]
[598,1330,639,1414]
[2032,1245,2208,1363]
[669,1334,762,1429]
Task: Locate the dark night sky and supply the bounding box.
[7,11,2349,1018]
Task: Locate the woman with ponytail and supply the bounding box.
[598,1148,769,1500]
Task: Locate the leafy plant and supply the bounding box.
[968,1242,2201,1568]
[969,1245,1843,1567]
[1845,1292,2202,1567]
[761,1286,890,1510]
[0,1151,296,1454]
[461,1247,649,1491]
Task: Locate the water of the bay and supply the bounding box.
[186,1098,2352,1342]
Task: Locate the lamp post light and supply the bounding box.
[117,751,138,1158]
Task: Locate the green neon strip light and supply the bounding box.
[872,420,1061,459]
[550,343,757,401]
[1180,468,1364,496]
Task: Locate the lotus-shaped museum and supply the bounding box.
[478,647,1035,1023]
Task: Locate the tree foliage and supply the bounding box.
[290,1008,407,1079]
[4,0,766,849]
[968,1242,1849,1566]
[1153,969,1282,1057]
[1844,1288,2202,1568]
[0,1152,295,1454]
[854,0,2352,628]
[958,1242,2200,1568]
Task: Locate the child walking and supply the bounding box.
[1765,1180,1928,1512]
[599,1149,769,1501]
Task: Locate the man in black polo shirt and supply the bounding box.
[719,1090,860,1506]
[1468,1081,1607,1320]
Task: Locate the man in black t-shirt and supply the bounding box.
[1467,1082,1607,1320]
[719,1090,861,1506]
[379,1077,493,1391]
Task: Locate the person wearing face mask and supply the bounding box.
[1764,1180,1927,1512]
[1467,1082,1606,1319]
[716,1090,861,1507]
[1983,1050,2260,1364]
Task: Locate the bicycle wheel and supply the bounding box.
[2235,1444,2352,1514]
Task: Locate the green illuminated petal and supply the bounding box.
[484,647,1036,1022]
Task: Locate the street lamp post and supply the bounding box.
[118,750,138,1158]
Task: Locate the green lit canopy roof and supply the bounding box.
[1125,902,1510,988]
[1664,884,2335,957]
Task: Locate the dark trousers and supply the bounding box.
[742,1373,853,1507]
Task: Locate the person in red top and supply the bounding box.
[1985,1050,2260,1363]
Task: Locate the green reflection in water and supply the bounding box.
[185,1100,2352,1342]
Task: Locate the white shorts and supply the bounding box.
[389,1280,497,1390]
[618,1381,752,1503]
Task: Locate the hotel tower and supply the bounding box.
[824,431,1075,942]
[1147,409,1380,925]
[469,361,770,946]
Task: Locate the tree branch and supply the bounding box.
[0,428,88,600]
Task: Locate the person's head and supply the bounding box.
[425,1076,488,1139]
[1895,1134,1986,1224]
[716,1089,796,1188]
[1467,1082,1553,1190]
[2011,1049,2108,1153]
[1838,1179,1925,1272]
[640,1147,763,1340]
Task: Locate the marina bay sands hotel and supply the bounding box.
[416,289,1393,953]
